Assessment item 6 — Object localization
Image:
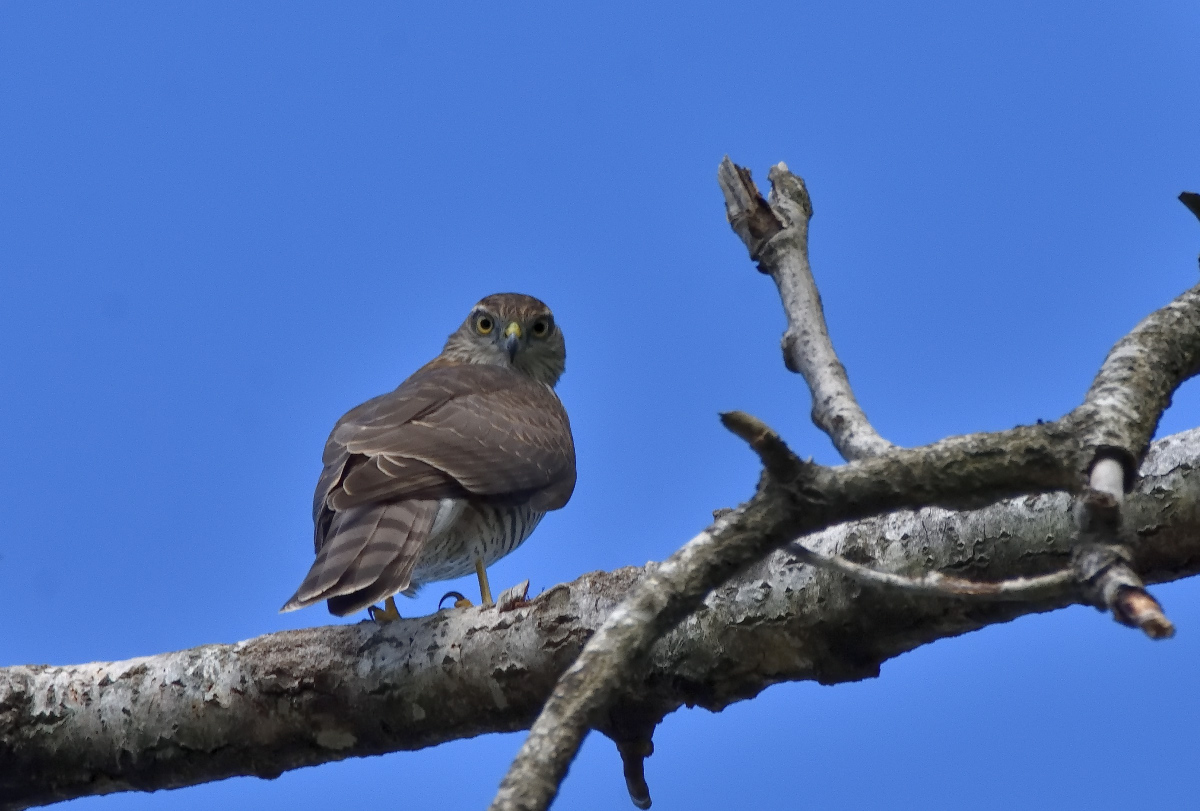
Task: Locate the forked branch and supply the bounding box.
[717,157,893,461]
[489,166,1200,811]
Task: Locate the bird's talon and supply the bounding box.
[369,596,402,624]
[439,591,473,610]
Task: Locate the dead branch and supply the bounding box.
[7,172,1200,811]
[5,428,1200,810]
[718,157,893,461]
[489,163,1200,811]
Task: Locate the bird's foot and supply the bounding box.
[368,596,402,624]
[438,591,474,610]
[438,580,530,611]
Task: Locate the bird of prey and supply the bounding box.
[281,293,576,619]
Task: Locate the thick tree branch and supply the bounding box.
[9,169,1199,811]
[490,292,1200,810]
[5,428,1200,810]
[490,163,1200,810]
[718,157,893,461]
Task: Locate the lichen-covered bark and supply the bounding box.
[5,428,1199,810]
[488,164,1200,811]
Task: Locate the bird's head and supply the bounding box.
[442,293,566,386]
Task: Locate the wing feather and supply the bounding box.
[313,364,575,548]
[292,363,575,616]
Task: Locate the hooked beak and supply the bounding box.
[504,322,522,361]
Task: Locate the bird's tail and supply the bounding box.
[280,499,437,616]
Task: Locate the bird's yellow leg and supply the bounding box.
[437,560,495,609]
[368,596,402,624]
[475,557,494,606]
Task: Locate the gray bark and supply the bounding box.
[717,158,893,460]
[4,428,1200,809]
[5,162,1198,811]
[487,163,1200,811]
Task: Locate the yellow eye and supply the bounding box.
[476,315,494,335]
[531,319,549,337]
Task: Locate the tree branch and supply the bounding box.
[717,157,893,461]
[9,167,1199,811]
[489,162,1200,811]
[5,428,1200,810]
[784,539,1074,599]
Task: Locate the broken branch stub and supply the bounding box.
[717,157,893,462]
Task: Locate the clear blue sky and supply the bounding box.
[3,3,1199,809]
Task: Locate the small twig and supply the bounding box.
[718,410,803,481]
[788,531,1169,635]
[496,579,531,612]
[615,739,653,810]
[718,157,893,462]
[786,540,1074,599]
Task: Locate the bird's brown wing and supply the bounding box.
[327,364,576,521]
[282,364,575,615]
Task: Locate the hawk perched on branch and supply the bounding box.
[281,293,576,618]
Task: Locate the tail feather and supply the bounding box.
[325,553,418,616]
[296,506,384,601]
[280,500,437,614]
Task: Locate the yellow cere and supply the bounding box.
[505,322,522,338]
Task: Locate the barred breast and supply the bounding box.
[404,500,545,594]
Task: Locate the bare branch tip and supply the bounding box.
[719,411,799,478]
[719,410,774,443]
[765,162,793,185]
[716,157,757,197]
[1179,191,1200,224]
[764,161,812,218]
[617,739,654,809]
[1142,616,1177,640]
[717,157,786,261]
[1117,588,1176,640]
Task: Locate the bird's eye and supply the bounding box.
[476,316,494,335]
[531,319,549,337]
